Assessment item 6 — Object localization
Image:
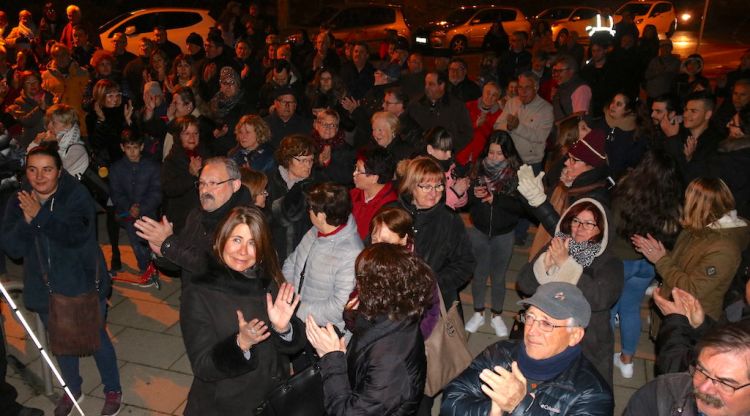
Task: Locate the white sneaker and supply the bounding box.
[465,312,485,333]
[491,315,509,337]
[614,352,634,378]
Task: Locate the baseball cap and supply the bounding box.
[517,282,591,328]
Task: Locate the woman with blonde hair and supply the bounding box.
[633,177,749,322]
[229,114,275,173]
[369,111,414,162]
[30,103,89,177]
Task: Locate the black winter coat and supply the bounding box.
[158,187,252,288]
[109,156,161,219]
[399,196,475,307]
[467,184,524,237]
[710,136,750,219]
[319,316,425,416]
[160,143,210,233]
[267,168,318,263]
[1,173,111,312]
[181,260,305,416]
[441,340,613,416]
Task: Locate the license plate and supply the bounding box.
[416,37,427,44]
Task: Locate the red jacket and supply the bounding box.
[350,182,398,240]
[456,100,501,165]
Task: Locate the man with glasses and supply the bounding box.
[625,320,750,416]
[551,54,591,121]
[442,282,612,415]
[134,157,251,290]
[264,86,312,148]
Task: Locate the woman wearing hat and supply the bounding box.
[518,128,612,259]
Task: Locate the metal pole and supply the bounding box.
[35,314,54,396]
[696,0,711,53]
[0,282,85,415]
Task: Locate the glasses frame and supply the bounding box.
[690,364,750,396]
[416,183,446,193]
[292,155,315,165]
[520,312,577,333]
[195,178,233,189]
[571,217,598,231]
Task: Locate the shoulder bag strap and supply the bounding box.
[33,237,52,293]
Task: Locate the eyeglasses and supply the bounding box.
[276,99,296,106]
[690,364,750,395]
[316,121,338,129]
[293,156,314,165]
[416,183,445,193]
[195,178,233,188]
[383,100,401,106]
[353,168,370,176]
[519,312,576,333]
[552,67,570,74]
[571,217,598,231]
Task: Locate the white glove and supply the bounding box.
[517,165,546,207]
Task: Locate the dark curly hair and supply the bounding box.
[613,149,683,248]
[356,244,434,322]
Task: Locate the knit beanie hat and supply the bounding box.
[569,129,607,168]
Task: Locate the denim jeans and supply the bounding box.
[39,298,121,394]
[468,227,515,313]
[610,259,655,356]
[122,221,151,271]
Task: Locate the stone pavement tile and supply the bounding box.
[7,372,39,404]
[466,331,499,358]
[114,362,193,414]
[614,385,637,416]
[165,321,182,337]
[173,399,187,415]
[163,288,182,307]
[110,277,181,307]
[168,353,193,376]
[108,298,180,333]
[115,404,173,415]
[112,328,185,369]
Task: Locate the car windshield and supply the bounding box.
[98,12,133,32]
[538,8,573,20]
[616,3,652,16]
[444,8,477,25]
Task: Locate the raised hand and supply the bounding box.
[480,361,527,414]
[266,282,300,333]
[305,315,345,357]
[18,190,41,224]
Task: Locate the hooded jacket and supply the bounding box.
[1,172,111,312]
[655,210,750,321]
[518,198,624,386]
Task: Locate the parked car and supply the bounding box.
[615,1,677,38]
[534,6,602,41]
[99,8,216,56]
[320,3,411,54]
[414,5,531,54]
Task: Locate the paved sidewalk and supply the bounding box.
[2,234,654,415]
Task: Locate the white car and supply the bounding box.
[99,8,216,56]
[615,1,677,38]
[535,6,602,41]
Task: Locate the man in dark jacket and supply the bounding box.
[407,70,474,154]
[442,282,612,416]
[624,319,750,416]
[134,157,251,288]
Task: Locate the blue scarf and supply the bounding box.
[517,343,582,381]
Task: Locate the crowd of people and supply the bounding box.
[0,2,749,416]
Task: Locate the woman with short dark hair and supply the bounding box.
[306,243,433,415]
[283,182,363,334]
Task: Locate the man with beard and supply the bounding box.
[624,320,750,416]
[134,157,251,288]
[651,94,683,143]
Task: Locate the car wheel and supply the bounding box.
[450,36,467,54]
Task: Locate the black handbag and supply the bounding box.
[254,360,326,416]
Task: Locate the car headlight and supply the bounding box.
[680,12,692,23]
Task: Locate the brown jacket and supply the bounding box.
[656,213,750,320]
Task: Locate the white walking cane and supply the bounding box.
[0,281,85,415]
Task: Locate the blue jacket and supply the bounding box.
[1,173,111,312]
[109,156,162,218]
[227,142,276,174]
[441,340,613,416]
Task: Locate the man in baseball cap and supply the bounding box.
[442,282,612,416]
